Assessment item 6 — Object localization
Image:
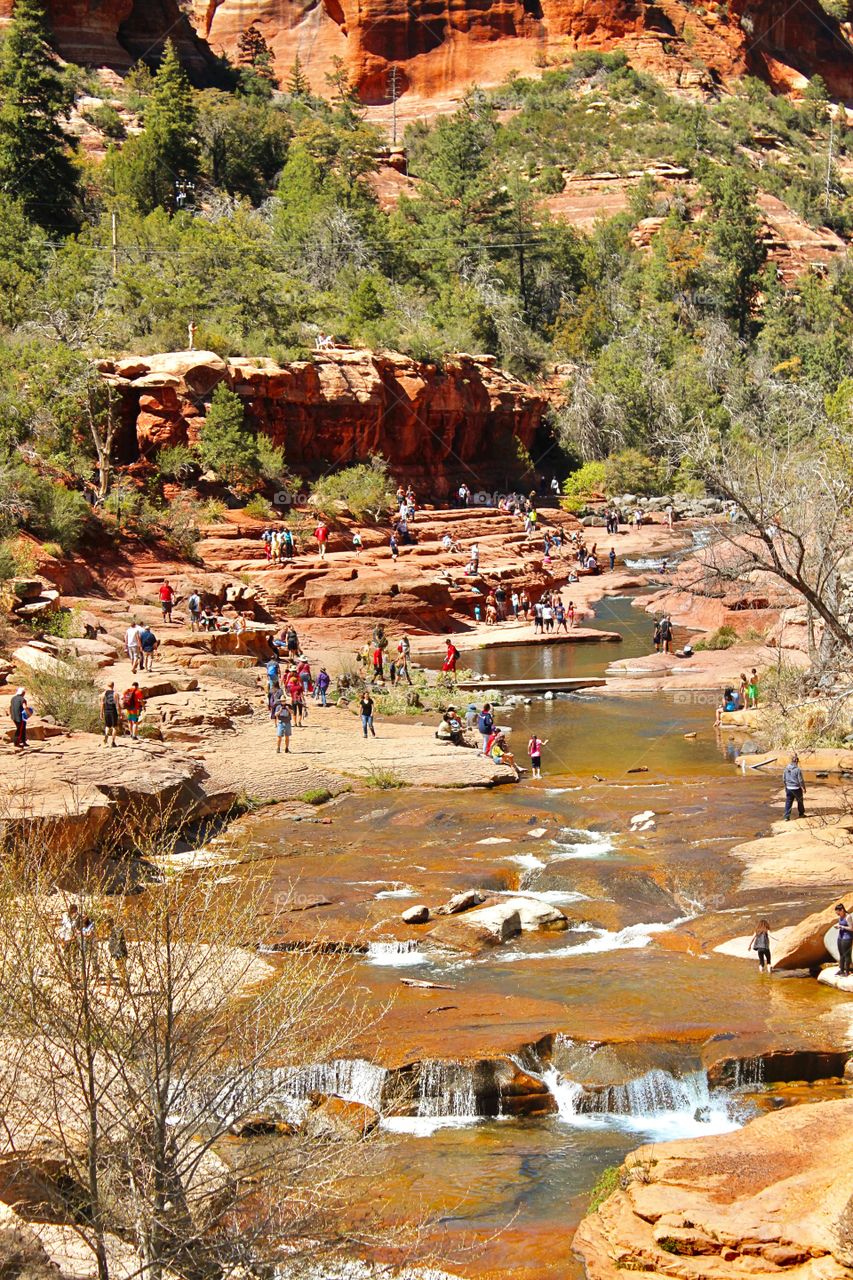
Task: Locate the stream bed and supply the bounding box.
[243,596,851,1278]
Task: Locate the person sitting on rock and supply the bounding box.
[485,730,521,779]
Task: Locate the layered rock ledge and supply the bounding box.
[573,1097,853,1279]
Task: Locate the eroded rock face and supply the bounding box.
[573,1097,853,1279]
[103,348,543,499]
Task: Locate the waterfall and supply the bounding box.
[366,940,423,967]
[732,1056,765,1089]
[545,1066,741,1139]
[278,1059,389,1111]
[417,1060,477,1118]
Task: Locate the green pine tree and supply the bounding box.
[198,383,260,485]
[708,170,767,339]
[110,39,200,214]
[287,53,310,98]
[0,0,79,233]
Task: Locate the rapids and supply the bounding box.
[243,595,850,1278]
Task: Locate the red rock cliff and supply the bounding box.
[3,0,853,101]
[100,347,545,498]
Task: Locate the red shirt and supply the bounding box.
[159,584,174,603]
[373,648,383,666]
[315,525,328,543]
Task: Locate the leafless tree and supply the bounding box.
[0,814,395,1280]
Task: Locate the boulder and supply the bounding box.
[435,889,485,916]
[429,904,521,952]
[500,896,568,932]
[302,1096,379,1140]
[770,897,853,971]
[12,646,77,679]
[817,968,853,994]
[402,904,430,924]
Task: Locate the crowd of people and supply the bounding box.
[714,668,760,725]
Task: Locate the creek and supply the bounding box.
[246,594,849,1278]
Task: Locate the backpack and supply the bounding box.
[478,712,493,735]
[122,689,137,710]
[188,594,200,613]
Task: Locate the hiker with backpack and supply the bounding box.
[122,683,145,741]
[442,639,460,678]
[101,681,120,747]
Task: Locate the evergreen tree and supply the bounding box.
[0,0,79,233]
[287,53,310,98]
[110,40,199,214]
[236,23,278,95]
[708,170,767,338]
[198,383,260,485]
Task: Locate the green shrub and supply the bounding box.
[0,538,36,583]
[244,494,274,520]
[310,457,394,522]
[362,765,406,790]
[588,1165,622,1213]
[26,605,82,639]
[693,624,738,651]
[604,449,665,496]
[157,444,198,481]
[158,496,201,558]
[21,655,100,733]
[300,787,333,805]
[562,460,607,508]
[83,103,126,139]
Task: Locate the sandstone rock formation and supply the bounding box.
[573,1097,853,1279]
[101,348,543,499]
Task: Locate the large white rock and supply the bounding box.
[817,968,853,994]
[13,646,77,679]
[430,903,522,952]
[500,896,569,932]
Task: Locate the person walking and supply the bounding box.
[282,528,295,561]
[360,692,376,738]
[314,520,329,559]
[833,903,853,977]
[188,590,201,632]
[101,681,120,747]
[286,626,300,658]
[122,682,145,741]
[10,686,28,749]
[158,579,175,623]
[527,734,548,779]
[511,591,520,619]
[567,600,575,628]
[139,624,159,672]
[352,532,363,557]
[104,916,130,993]
[125,621,143,674]
[275,700,293,753]
[316,667,331,707]
[389,532,399,563]
[396,635,413,685]
[749,918,773,973]
[783,753,806,820]
[609,547,616,572]
[442,639,460,678]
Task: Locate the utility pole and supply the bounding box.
[388,65,399,146]
[111,210,118,278]
[825,109,835,219]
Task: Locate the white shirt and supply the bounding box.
[125,624,142,650]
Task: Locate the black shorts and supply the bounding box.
[104,709,119,728]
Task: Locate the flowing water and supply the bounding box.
[243,594,851,1278]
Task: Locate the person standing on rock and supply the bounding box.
[188,590,201,632]
[274,699,293,754]
[748,668,759,708]
[783,753,806,820]
[609,547,616,572]
[477,704,494,754]
[101,681,120,747]
[314,520,329,560]
[520,590,531,621]
[749,918,773,973]
[527,734,548,779]
[389,532,399,563]
[555,599,568,632]
[352,532,363,557]
[125,621,143,674]
[832,904,853,977]
[286,626,300,659]
[371,643,385,684]
[122,682,144,742]
[360,691,376,738]
[10,687,29,749]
